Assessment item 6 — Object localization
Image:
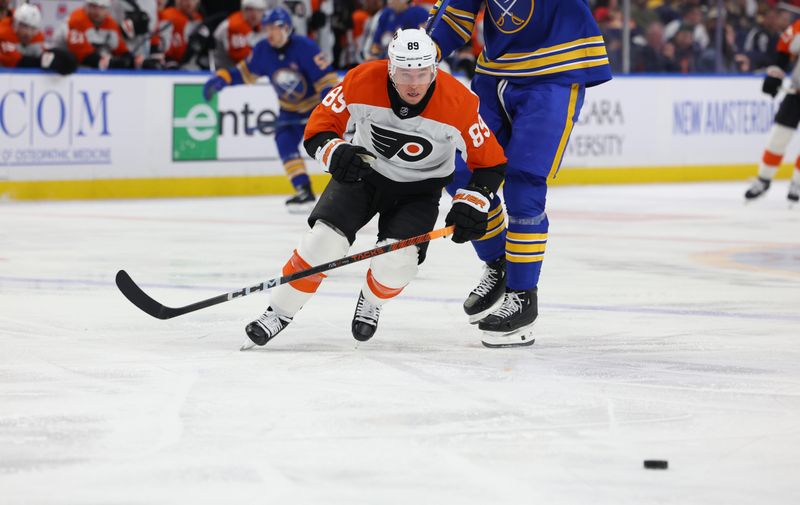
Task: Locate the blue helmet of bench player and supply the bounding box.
[263,6,293,28]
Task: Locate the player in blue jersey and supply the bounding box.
[427,0,612,348]
[367,0,430,60]
[203,7,340,212]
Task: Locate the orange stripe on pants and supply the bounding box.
[764,150,783,166]
[366,269,404,299]
[282,250,326,293]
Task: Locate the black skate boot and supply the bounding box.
[464,257,506,324]
[788,181,799,204]
[285,184,315,214]
[478,288,537,348]
[242,307,293,350]
[351,291,381,342]
[744,177,771,200]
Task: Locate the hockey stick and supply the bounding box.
[245,117,309,135]
[116,225,455,320]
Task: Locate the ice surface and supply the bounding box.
[1,182,799,504]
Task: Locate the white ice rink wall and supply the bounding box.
[0,70,796,200]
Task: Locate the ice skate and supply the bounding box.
[788,181,799,205]
[242,307,292,350]
[479,288,537,348]
[463,257,506,324]
[351,291,381,342]
[285,184,316,214]
[744,177,771,200]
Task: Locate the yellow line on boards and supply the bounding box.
[0,164,793,200]
[552,164,793,185]
[0,174,332,201]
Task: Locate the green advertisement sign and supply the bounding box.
[172,84,218,161]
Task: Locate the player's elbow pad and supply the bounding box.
[304,131,340,159]
[468,163,506,198]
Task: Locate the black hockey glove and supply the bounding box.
[109,52,135,69]
[315,139,375,183]
[446,185,492,243]
[39,48,78,75]
[763,75,782,97]
[763,65,786,98]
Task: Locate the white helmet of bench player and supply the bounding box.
[14,3,42,29]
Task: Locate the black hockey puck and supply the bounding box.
[643,460,668,470]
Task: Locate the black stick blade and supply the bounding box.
[115,270,178,320]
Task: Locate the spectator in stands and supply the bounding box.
[727,0,760,38]
[671,24,700,73]
[697,16,749,73]
[55,0,138,69]
[743,7,789,71]
[654,0,681,26]
[631,0,658,33]
[632,20,678,73]
[366,0,428,60]
[599,6,639,74]
[213,0,268,68]
[665,4,709,50]
[0,3,77,74]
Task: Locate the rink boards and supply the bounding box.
[0,70,796,200]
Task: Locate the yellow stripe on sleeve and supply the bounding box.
[236,60,258,84]
[442,15,472,43]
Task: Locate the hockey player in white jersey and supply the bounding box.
[243,29,507,348]
[746,18,800,204]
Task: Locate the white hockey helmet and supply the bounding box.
[86,0,111,7]
[387,28,438,86]
[242,0,268,9]
[13,3,42,29]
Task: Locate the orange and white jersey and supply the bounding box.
[778,20,800,55]
[0,23,44,67]
[152,7,202,62]
[213,11,265,66]
[54,7,128,63]
[776,20,800,89]
[305,60,506,183]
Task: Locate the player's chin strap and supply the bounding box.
[115,225,455,320]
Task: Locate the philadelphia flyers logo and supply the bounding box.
[370,124,433,162]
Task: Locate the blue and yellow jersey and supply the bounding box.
[223,34,339,114]
[426,0,612,86]
[370,6,430,59]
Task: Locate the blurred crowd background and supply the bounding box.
[1,0,798,75]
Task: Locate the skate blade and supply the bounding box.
[285,201,315,215]
[481,322,536,349]
[467,297,505,324]
[240,339,257,351]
